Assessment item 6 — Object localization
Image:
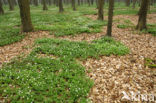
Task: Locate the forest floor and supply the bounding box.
[0,12,156,102]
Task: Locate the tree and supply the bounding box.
[106,0,114,36]
[132,0,137,8]
[33,0,38,6]
[136,0,149,30]
[71,0,76,11]
[8,0,14,10]
[87,0,91,6]
[98,0,104,20]
[0,0,4,15]
[48,0,52,5]
[78,0,80,6]
[91,0,94,5]
[42,0,48,10]
[59,0,64,12]
[126,0,130,6]
[18,0,34,32]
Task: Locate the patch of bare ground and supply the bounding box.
[0,31,54,65]
[83,14,156,103]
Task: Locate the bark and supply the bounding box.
[55,0,58,6]
[126,0,130,6]
[3,0,7,5]
[132,0,137,8]
[8,0,14,10]
[91,0,94,5]
[148,0,150,12]
[78,0,80,6]
[18,0,34,32]
[59,0,64,12]
[13,0,17,5]
[42,0,48,10]
[48,0,52,5]
[0,0,4,15]
[106,0,114,36]
[98,0,104,20]
[87,0,91,6]
[33,0,38,6]
[81,0,83,5]
[72,0,76,11]
[136,0,149,30]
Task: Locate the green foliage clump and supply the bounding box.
[117,19,134,29]
[0,11,25,46]
[117,24,130,29]
[33,11,106,36]
[0,28,25,46]
[139,24,156,36]
[34,37,129,59]
[144,58,156,68]
[0,56,93,103]
[0,36,129,102]
[0,6,106,46]
[147,24,156,36]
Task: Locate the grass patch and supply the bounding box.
[0,6,106,46]
[114,9,138,15]
[117,24,130,29]
[117,19,134,29]
[0,28,25,46]
[32,10,107,36]
[147,24,156,36]
[0,36,129,102]
[138,24,156,36]
[0,56,93,103]
[1,4,156,46]
[0,10,25,46]
[34,37,129,59]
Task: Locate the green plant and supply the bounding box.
[117,19,134,29]
[144,58,156,68]
[34,37,129,59]
[0,36,129,102]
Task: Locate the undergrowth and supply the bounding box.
[34,37,129,59]
[0,36,129,102]
[117,19,134,29]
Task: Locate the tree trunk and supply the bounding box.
[42,0,48,10]
[8,0,14,10]
[55,0,58,6]
[136,0,149,30]
[18,0,34,32]
[3,0,7,5]
[33,0,38,6]
[126,0,130,6]
[48,0,52,5]
[59,0,64,12]
[13,0,17,6]
[132,0,137,8]
[81,0,83,5]
[106,0,114,36]
[0,0,4,15]
[98,0,104,20]
[78,0,80,6]
[87,0,91,6]
[72,0,76,11]
[148,0,150,12]
[91,0,94,5]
